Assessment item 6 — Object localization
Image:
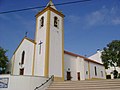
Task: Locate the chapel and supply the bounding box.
[7,0,106,81]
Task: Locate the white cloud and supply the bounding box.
[85,10,105,26]
[112,18,120,25]
[67,5,120,29]
[85,6,120,27]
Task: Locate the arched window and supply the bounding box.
[101,71,103,77]
[54,16,59,28]
[86,71,88,75]
[21,51,25,64]
[40,16,44,28]
[94,66,97,76]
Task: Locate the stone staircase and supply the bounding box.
[46,79,120,90]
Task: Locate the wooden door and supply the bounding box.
[67,71,71,80]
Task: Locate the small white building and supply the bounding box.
[0,1,106,90]
[89,50,120,79]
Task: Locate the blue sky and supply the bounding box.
[0,0,120,59]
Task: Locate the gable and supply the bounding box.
[46,0,57,10]
[13,37,36,54]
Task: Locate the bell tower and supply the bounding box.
[34,1,64,80]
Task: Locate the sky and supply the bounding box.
[0,0,120,60]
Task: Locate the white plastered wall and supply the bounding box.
[49,11,63,77]
[0,75,49,90]
[89,51,120,79]
[13,39,34,75]
[89,62,106,79]
[76,57,85,80]
[34,12,47,76]
[64,53,106,80]
[88,51,103,64]
[64,54,77,80]
[84,61,89,79]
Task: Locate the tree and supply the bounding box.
[0,46,8,74]
[113,70,118,79]
[101,40,120,78]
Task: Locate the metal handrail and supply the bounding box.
[34,75,54,90]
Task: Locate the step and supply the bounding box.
[54,79,120,82]
[46,87,120,90]
[48,85,120,89]
[52,82,120,86]
[46,88,120,90]
[49,84,120,88]
[50,84,120,87]
[46,79,120,90]
[53,79,120,83]
[52,81,120,84]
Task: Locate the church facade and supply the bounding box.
[6,1,106,81]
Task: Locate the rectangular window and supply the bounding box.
[86,71,88,75]
[101,71,103,77]
[94,66,97,76]
[21,51,25,64]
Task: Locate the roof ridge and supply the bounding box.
[46,0,57,10]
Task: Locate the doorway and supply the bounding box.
[19,68,24,75]
[77,72,80,80]
[106,75,111,79]
[67,71,71,80]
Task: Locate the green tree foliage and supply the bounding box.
[0,46,8,74]
[113,70,118,79]
[101,40,120,78]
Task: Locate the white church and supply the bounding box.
[6,0,106,81]
[1,1,106,90]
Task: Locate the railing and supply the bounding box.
[34,75,54,90]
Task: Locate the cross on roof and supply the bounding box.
[25,32,28,37]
